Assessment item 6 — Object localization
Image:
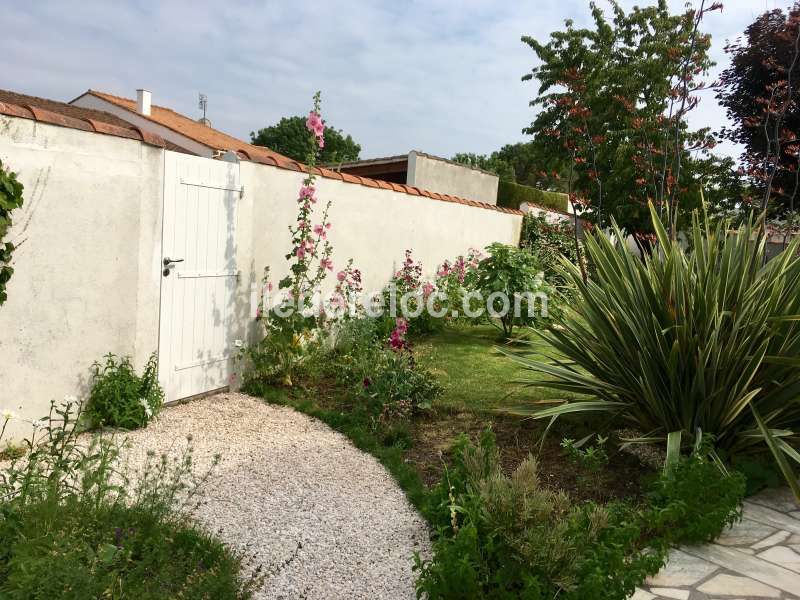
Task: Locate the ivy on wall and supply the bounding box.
[0,160,24,306]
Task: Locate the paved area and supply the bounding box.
[121,392,430,600]
[634,488,800,599]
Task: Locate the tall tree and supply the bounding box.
[251,116,361,164]
[717,3,800,222]
[523,0,722,234]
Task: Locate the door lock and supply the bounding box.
[162,257,184,277]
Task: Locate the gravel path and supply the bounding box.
[118,392,431,599]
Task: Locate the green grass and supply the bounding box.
[416,325,561,412]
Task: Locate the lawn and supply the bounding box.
[415,324,563,411]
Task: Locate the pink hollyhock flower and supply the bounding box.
[295,246,306,259]
[337,270,346,282]
[313,224,326,238]
[325,222,331,229]
[306,111,324,136]
[422,282,435,297]
[317,134,325,149]
[299,185,316,202]
[320,257,334,271]
[395,318,409,335]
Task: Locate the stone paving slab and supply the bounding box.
[632,488,800,600]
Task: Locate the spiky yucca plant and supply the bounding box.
[503,204,800,495]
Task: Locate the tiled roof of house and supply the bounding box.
[1,88,524,217]
[0,89,192,153]
[78,90,289,163]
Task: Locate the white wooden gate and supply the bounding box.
[158,152,241,402]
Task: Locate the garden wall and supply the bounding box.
[0,115,522,436]
[240,160,522,306]
[0,115,164,438]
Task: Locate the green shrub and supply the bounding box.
[85,352,164,430]
[504,205,800,495]
[310,316,442,420]
[474,243,551,338]
[645,446,746,544]
[497,180,568,212]
[519,213,582,282]
[362,349,442,415]
[416,431,745,600]
[415,431,665,600]
[0,160,25,307]
[0,401,259,598]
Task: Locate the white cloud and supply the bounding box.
[2,0,795,161]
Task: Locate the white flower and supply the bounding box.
[30,418,48,430]
[63,394,78,404]
[139,397,153,419]
[1,409,17,421]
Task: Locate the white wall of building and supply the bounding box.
[407,151,499,206]
[0,115,164,438]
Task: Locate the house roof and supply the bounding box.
[336,151,499,178]
[74,90,288,163]
[1,87,525,217]
[0,89,195,153]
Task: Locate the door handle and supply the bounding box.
[163,257,185,267]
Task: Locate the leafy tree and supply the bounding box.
[717,3,800,220]
[451,153,515,182]
[522,0,724,235]
[251,115,361,164]
[0,160,24,306]
[495,142,569,191]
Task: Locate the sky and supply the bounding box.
[1,0,795,162]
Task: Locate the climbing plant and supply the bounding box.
[0,160,24,306]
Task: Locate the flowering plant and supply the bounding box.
[382,249,442,335]
[431,248,484,325]
[246,93,365,386]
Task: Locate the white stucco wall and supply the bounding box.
[0,116,164,438]
[240,161,521,320]
[407,151,499,206]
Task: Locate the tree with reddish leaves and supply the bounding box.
[523,0,728,238]
[717,3,800,234]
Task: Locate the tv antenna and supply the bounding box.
[198,93,211,126]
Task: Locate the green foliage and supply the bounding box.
[522,1,723,233]
[251,115,361,164]
[451,153,516,182]
[474,243,550,338]
[495,142,569,191]
[362,350,443,415]
[502,205,800,495]
[415,431,665,600]
[519,213,581,282]
[85,352,164,430]
[0,160,24,307]
[497,181,568,212]
[416,431,745,600]
[309,316,442,419]
[645,448,746,545]
[0,401,257,598]
[561,434,609,476]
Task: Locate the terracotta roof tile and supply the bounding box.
[82,90,289,164]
